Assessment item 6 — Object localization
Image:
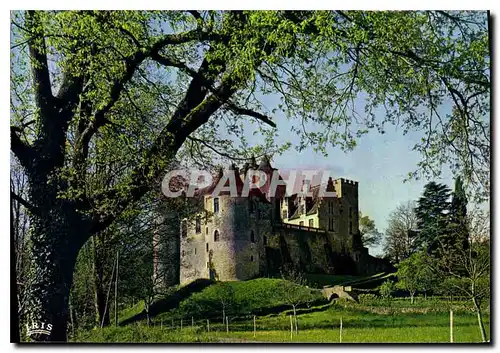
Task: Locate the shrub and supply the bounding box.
[358,293,378,305]
[379,280,395,299]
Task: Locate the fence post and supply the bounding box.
[450,309,454,343]
[340,316,343,343]
[290,315,293,341]
[171,318,174,330]
[192,316,194,330]
[207,319,210,332]
[253,315,256,338]
[226,316,229,333]
[160,320,162,329]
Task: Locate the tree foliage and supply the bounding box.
[358,212,382,248]
[378,280,395,299]
[447,176,470,250]
[395,251,437,304]
[415,182,451,252]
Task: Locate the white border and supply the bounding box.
[1,2,497,353]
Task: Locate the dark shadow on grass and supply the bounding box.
[120,279,214,326]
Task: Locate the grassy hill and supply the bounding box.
[74,277,490,343]
[120,278,326,326]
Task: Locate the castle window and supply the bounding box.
[250,255,254,262]
[181,220,187,238]
[214,230,220,242]
[213,198,219,213]
[182,250,185,257]
[263,235,267,245]
[329,202,333,214]
[206,243,209,252]
[299,221,304,227]
[194,248,197,255]
[250,230,255,243]
[207,262,209,268]
[195,216,201,234]
[309,219,314,227]
[206,227,208,235]
[328,218,334,231]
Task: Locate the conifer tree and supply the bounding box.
[448,176,469,250]
[415,182,451,254]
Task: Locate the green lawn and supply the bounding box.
[81,278,490,343]
[77,300,490,343]
[213,324,488,343]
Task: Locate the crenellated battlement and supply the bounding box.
[335,178,359,186]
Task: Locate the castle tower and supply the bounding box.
[332,178,359,252]
[179,165,272,284]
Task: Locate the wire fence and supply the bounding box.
[142,308,486,343]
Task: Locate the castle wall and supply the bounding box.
[265,226,333,274]
[352,248,394,275]
[179,214,208,285]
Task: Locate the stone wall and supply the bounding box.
[180,195,272,284]
[264,224,333,275]
[351,247,395,275]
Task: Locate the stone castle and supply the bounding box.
[154,157,391,287]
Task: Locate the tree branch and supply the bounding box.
[25,11,53,118]
[75,27,223,163]
[11,190,39,215]
[10,126,35,170]
[225,103,276,128]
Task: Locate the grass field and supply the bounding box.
[75,278,490,343]
[76,299,490,343]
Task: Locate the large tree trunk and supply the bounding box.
[10,198,20,343]
[24,202,88,342]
